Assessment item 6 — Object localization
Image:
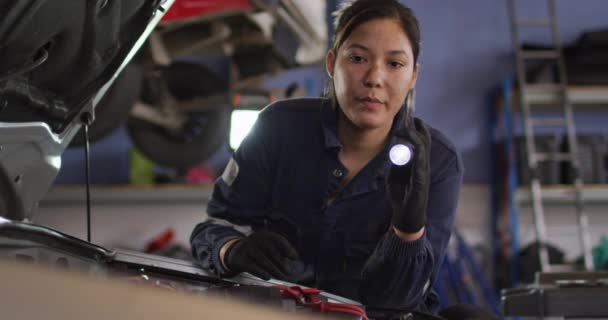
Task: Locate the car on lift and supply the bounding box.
[70,0,327,169]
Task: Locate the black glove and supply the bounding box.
[386,117,431,233]
[224,230,298,280]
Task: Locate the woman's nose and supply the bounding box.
[364,63,384,88]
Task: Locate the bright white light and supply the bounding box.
[389,144,412,166]
[230,110,260,150]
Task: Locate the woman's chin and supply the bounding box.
[353,118,386,131]
[341,110,390,131]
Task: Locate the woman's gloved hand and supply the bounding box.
[386,117,432,233]
[223,230,299,280]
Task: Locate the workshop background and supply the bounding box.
[34,0,608,311]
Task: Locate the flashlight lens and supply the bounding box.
[389,144,412,166]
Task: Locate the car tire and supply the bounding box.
[126,106,230,169]
[69,64,143,147]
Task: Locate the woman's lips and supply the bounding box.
[357,97,383,109]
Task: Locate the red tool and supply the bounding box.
[273,285,369,320]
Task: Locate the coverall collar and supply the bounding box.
[320,101,407,178]
[320,100,407,151]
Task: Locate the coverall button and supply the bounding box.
[333,169,343,178]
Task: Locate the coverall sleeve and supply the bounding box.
[359,153,463,310]
[190,110,277,276]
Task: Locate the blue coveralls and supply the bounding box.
[190,97,463,312]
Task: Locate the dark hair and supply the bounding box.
[326,0,421,109]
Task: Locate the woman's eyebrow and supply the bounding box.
[346,43,370,52]
[346,43,407,57]
[387,50,407,57]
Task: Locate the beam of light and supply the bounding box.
[230,110,260,150]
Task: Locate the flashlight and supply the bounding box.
[389,143,413,166]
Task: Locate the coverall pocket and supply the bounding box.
[345,240,378,260]
[343,239,378,279]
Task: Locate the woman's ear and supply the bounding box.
[326,49,336,79]
[410,63,419,90]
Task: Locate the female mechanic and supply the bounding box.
[191,1,482,317]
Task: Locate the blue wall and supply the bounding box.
[399,0,608,182]
[57,127,132,185]
[56,0,608,184]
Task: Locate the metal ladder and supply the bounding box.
[507,0,593,272]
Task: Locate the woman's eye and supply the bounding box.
[390,61,405,68]
[349,55,365,63]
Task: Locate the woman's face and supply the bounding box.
[327,18,418,132]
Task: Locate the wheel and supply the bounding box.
[127,107,230,169]
[127,61,232,169]
[69,64,142,147]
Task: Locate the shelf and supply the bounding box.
[515,184,608,205]
[39,184,214,207]
[512,85,608,111]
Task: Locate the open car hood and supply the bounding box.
[0,0,174,219]
[0,217,431,320]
